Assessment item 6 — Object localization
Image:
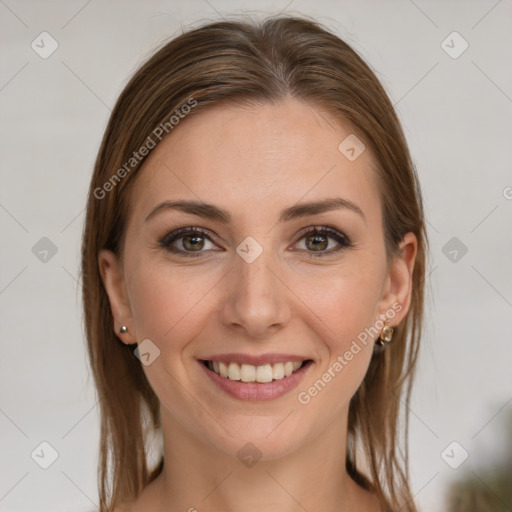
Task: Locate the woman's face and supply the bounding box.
[99,96,416,461]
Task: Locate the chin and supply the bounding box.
[204,419,308,463]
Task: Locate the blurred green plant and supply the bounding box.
[445,406,512,511]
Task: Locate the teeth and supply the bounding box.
[219,361,229,378]
[273,362,284,380]
[228,362,241,381]
[256,364,273,383]
[240,364,255,382]
[207,360,307,382]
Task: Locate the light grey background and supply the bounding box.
[1,1,511,511]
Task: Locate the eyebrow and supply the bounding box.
[144,197,365,224]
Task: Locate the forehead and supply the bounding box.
[127,97,381,229]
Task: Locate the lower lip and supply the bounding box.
[198,360,313,401]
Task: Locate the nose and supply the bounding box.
[220,245,291,338]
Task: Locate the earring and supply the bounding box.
[119,325,128,334]
[376,325,393,346]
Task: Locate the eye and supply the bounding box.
[158,225,353,258]
[158,227,218,257]
[294,225,352,257]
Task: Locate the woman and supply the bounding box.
[81,14,428,512]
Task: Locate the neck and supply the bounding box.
[132,405,378,512]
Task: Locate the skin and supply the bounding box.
[99,96,417,512]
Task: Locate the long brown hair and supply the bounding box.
[81,14,429,512]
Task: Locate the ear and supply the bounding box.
[98,249,137,345]
[376,232,418,326]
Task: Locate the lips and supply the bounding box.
[198,357,314,401]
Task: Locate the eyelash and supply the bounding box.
[158,225,353,258]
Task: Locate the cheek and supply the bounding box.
[294,258,384,400]
[124,261,218,408]
[300,259,384,344]
[126,259,218,346]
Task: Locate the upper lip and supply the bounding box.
[199,353,313,366]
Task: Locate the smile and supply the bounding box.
[198,359,314,401]
[204,360,307,382]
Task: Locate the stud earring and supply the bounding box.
[119,325,128,334]
[376,325,394,346]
